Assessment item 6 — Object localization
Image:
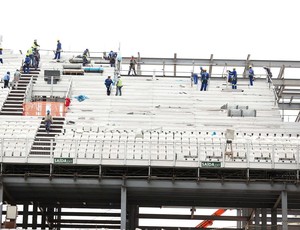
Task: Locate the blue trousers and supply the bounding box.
[201,82,208,91]
[54,51,61,59]
[249,76,254,86]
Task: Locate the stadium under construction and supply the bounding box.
[0,50,300,229]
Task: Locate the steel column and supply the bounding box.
[121,185,127,230]
[137,52,141,75]
[41,206,46,230]
[32,202,38,229]
[128,205,139,230]
[22,203,29,229]
[255,208,260,230]
[0,184,2,226]
[261,208,267,230]
[271,208,277,230]
[174,53,177,76]
[237,209,242,228]
[282,191,288,230]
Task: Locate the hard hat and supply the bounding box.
[249,65,252,68]
[47,110,50,113]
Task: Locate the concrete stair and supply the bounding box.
[30,117,65,155]
[0,68,39,116]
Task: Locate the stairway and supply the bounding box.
[0,69,39,116]
[30,117,65,155]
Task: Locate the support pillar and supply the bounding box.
[32,203,38,229]
[128,205,139,230]
[56,207,61,230]
[174,53,177,77]
[208,54,213,78]
[41,207,46,230]
[242,208,250,229]
[237,209,242,228]
[254,208,260,230]
[22,203,29,229]
[243,54,251,78]
[282,191,288,230]
[0,184,3,227]
[271,208,277,230]
[261,208,267,230]
[137,52,141,75]
[121,186,127,230]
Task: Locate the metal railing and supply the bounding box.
[0,137,299,170]
[24,76,34,103]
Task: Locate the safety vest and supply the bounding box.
[117,79,123,87]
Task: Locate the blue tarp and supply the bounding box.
[74,95,89,102]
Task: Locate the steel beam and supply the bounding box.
[272,79,300,86]
[121,57,300,68]
[261,208,267,230]
[22,203,29,229]
[3,177,300,192]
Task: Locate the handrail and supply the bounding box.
[65,77,73,99]
[24,76,34,103]
[0,137,299,168]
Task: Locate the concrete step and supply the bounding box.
[29,150,51,155]
[4,100,24,104]
[0,111,23,115]
[1,107,23,112]
[3,104,23,108]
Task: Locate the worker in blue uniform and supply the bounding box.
[228,68,237,89]
[248,65,254,86]
[54,40,62,60]
[23,55,31,74]
[200,69,209,91]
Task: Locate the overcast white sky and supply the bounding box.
[1,0,298,228]
[2,0,300,60]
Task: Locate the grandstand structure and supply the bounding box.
[0,50,300,229]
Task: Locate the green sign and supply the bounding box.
[201,161,221,168]
[54,158,73,164]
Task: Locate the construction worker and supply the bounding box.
[32,39,40,52]
[23,55,31,74]
[263,66,273,83]
[33,49,40,70]
[200,69,209,91]
[193,72,198,85]
[0,47,3,64]
[44,110,53,133]
[26,47,34,67]
[54,40,62,60]
[82,49,90,66]
[228,68,238,89]
[104,76,113,96]
[115,76,123,96]
[3,71,10,88]
[248,65,254,86]
[13,69,21,89]
[128,56,137,75]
